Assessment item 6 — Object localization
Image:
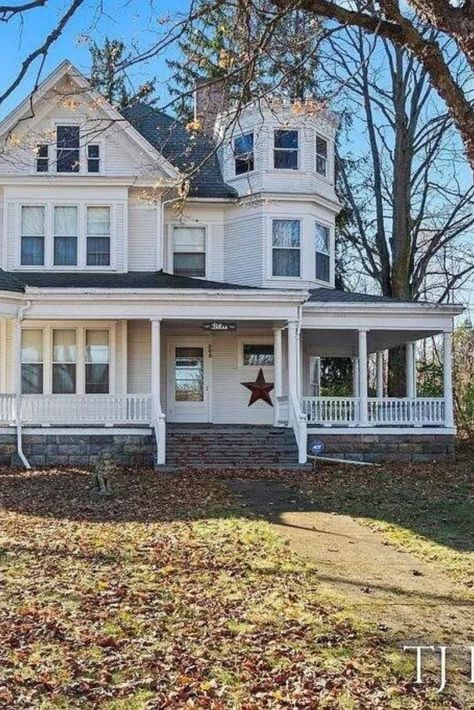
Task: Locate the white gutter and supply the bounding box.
[15,300,32,469]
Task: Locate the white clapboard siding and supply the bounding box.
[224,210,264,286]
[128,205,157,271]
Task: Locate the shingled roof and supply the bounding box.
[2,270,255,292]
[309,287,414,304]
[121,104,237,199]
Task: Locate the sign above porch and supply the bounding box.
[203,321,237,332]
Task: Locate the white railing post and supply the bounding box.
[358,329,369,426]
[376,352,384,399]
[273,327,283,426]
[443,331,455,428]
[151,318,166,464]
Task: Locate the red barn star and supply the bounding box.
[241,368,274,407]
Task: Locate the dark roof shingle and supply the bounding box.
[121,104,236,199]
[309,287,415,304]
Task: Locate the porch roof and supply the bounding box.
[309,287,421,304]
[0,269,258,293]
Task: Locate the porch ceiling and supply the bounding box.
[302,328,441,357]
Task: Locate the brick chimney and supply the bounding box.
[194,78,228,137]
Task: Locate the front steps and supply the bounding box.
[164,424,299,467]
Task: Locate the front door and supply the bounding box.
[167,339,211,422]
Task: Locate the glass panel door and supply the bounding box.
[175,347,204,402]
[168,341,210,422]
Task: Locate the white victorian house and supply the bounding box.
[0,61,461,468]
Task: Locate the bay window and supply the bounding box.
[52,329,77,394]
[54,206,78,266]
[56,125,80,173]
[272,219,300,277]
[21,206,45,266]
[316,135,328,177]
[87,206,111,266]
[315,222,330,282]
[85,330,110,393]
[21,330,43,394]
[173,226,206,278]
[274,130,298,170]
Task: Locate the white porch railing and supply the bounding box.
[303,396,446,427]
[0,394,154,426]
[303,397,360,426]
[368,398,445,426]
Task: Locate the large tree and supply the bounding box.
[90,38,155,108]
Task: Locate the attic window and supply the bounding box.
[36,144,49,173]
[316,135,328,176]
[234,133,254,175]
[274,130,298,170]
[56,125,80,173]
[87,144,100,173]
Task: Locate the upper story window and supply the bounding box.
[316,135,328,177]
[19,203,112,268]
[57,125,80,173]
[87,206,111,266]
[21,206,45,266]
[274,130,298,170]
[173,226,206,278]
[36,144,49,173]
[234,133,254,175]
[272,219,300,277]
[87,144,101,173]
[315,222,330,282]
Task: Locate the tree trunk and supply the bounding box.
[388,346,407,397]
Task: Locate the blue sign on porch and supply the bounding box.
[310,440,325,456]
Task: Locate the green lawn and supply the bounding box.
[0,466,451,708]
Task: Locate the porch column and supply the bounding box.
[287,320,298,402]
[443,331,455,428]
[376,351,384,399]
[150,318,165,464]
[273,327,283,426]
[352,357,359,397]
[358,329,369,426]
[406,342,416,398]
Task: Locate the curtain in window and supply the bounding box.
[54,206,78,266]
[52,329,76,394]
[87,207,110,266]
[85,330,109,393]
[21,330,43,394]
[173,227,205,277]
[315,223,330,282]
[21,206,45,266]
[272,220,300,277]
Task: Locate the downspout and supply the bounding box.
[15,300,32,469]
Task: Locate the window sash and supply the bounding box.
[272,219,300,277]
[315,222,330,282]
[173,227,205,277]
[87,144,100,173]
[316,136,328,176]
[274,130,298,170]
[87,206,111,266]
[234,133,254,175]
[54,206,78,266]
[243,344,274,367]
[36,144,49,173]
[21,206,45,266]
[21,330,44,394]
[56,125,80,173]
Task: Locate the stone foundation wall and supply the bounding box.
[0,433,156,468]
[307,433,455,463]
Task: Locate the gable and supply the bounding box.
[0,62,180,183]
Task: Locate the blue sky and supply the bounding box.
[1,0,183,119]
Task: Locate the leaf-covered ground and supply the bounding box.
[0,466,453,708]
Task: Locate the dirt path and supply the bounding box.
[229,478,474,701]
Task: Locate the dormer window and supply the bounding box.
[315,222,330,282]
[274,130,298,170]
[87,144,100,173]
[316,135,328,177]
[36,144,49,173]
[56,125,80,173]
[234,133,254,175]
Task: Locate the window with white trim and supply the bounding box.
[21,330,43,394]
[86,206,111,266]
[315,222,330,282]
[243,344,274,367]
[272,219,300,277]
[21,206,45,266]
[54,206,78,266]
[316,135,328,177]
[172,226,206,278]
[234,133,254,175]
[36,144,49,173]
[21,327,111,394]
[87,144,100,173]
[274,129,298,170]
[56,125,80,173]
